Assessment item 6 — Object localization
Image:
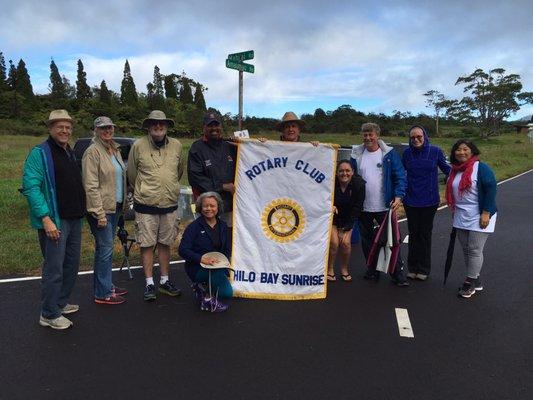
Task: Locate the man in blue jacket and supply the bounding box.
[350,123,409,286]
[22,110,86,329]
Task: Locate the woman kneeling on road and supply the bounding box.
[327,160,365,282]
[178,192,232,312]
[445,139,497,299]
[82,116,128,305]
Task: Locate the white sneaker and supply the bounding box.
[406,272,417,279]
[61,304,79,314]
[39,315,73,330]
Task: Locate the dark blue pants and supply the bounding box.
[38,218,82,319]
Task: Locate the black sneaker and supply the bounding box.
[393,279,410,287]
[474,278,483,291]
[458,280,476,298]
[159,281,181,297]
[363,269,380,281]
[144,284,157,301]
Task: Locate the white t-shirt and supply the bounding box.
[452,161,497,233]
[359,148,387,212]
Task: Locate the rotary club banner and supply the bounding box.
[231,140,337,300]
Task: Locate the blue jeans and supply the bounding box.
[195,268,233,298]
[87,212,119,299]
[38,218,82,319]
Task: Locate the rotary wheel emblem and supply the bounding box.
[261,198,305,243]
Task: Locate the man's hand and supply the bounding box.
[222,183,235,195]
[390,197,402,212]
[97,217,108,228]
[42,216,60,241]
[479,211,490,229]
[310,141,320,147]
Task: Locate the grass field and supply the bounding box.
[1,132,531,277]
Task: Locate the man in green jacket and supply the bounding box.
[128,110,184,301]
[22,110,86,330]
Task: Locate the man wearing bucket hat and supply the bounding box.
[188,112,236,227]
[275,111,319,145]
[127,110,184,301]
[22,110,86,329]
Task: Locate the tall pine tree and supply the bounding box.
[179,75,193,104]
[6,60,16,89]
[164,74,178,99]
[99,80,111,104]
[76,59,92,103]
[0,52,6,92]
[16,59,34,99]
[120,60,138,106]
[49,59,67,106]
[194,83,207,111]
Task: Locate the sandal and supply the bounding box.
[327,273,336,282]
[341,274,352,282]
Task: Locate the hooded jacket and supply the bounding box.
[401,126,451,207]
[350,140,406,207]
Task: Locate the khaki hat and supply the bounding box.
[199,252,231,270]
[277,111,305,131]
[142,110,175,129]
[46,109,74,127]
[93,116,116,128]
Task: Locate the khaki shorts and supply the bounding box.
[135,210,179,247]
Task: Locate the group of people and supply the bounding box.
[22,108,497,330]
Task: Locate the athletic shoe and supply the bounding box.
[94,294,126,305]
[406,272,417,280]
[458,280,476,298]
[393,279,410,287]
[191,283,206,304]
[159,281,181,297]
[39,315,73,330]
[60,304,79,314]
[144,284,157,301]
[112,286,128,296]
[200,297,228,313]
[363,269,380,281]
[474,278,483,292]
[415,273,428,281]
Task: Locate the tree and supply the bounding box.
[453,68,533,137]
[193,83,206,111]
[76,59,92,103]
[99,80,111,104]
[120,60,138,106]
[49,59,68,107]
[0,52,6,92]
[148,65,165,110]
[15,59,34,99]
[423,90,449,135]
[6,60,16,89]
[164,74,178,99]
[179,74,193,104]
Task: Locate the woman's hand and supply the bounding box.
[479,211,490,229]
[310,141,320,147]
[200,255,217,266]
[332,206,338,214]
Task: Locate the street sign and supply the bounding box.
[226,59,255,74]
[228,50,254,61]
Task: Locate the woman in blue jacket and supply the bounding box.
[402,126,451,280]
[445,140,497,298]
[178,191,232,312]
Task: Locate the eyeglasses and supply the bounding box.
[98,126,114,130]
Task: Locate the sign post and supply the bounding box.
[226,50,255,130]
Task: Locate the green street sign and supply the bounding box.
[228,50,254,61]
[226,59,255,74]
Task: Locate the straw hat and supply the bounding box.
[277,111,305,131]
[45,109,74,127]
[199,252,231,269]
[142,110,175,129]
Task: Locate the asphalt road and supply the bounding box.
[1,171,532,400]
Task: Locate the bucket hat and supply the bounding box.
[142,110,175,129]
[45,109,74,127]
[200,252,231,269]
[277,111,305,131]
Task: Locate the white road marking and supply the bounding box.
[395,307,414,338]
[403,235,409,243]
[0,260,185,284]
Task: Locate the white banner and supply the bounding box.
[231,140,337,300]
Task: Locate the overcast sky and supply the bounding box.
[1,0,532,119]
